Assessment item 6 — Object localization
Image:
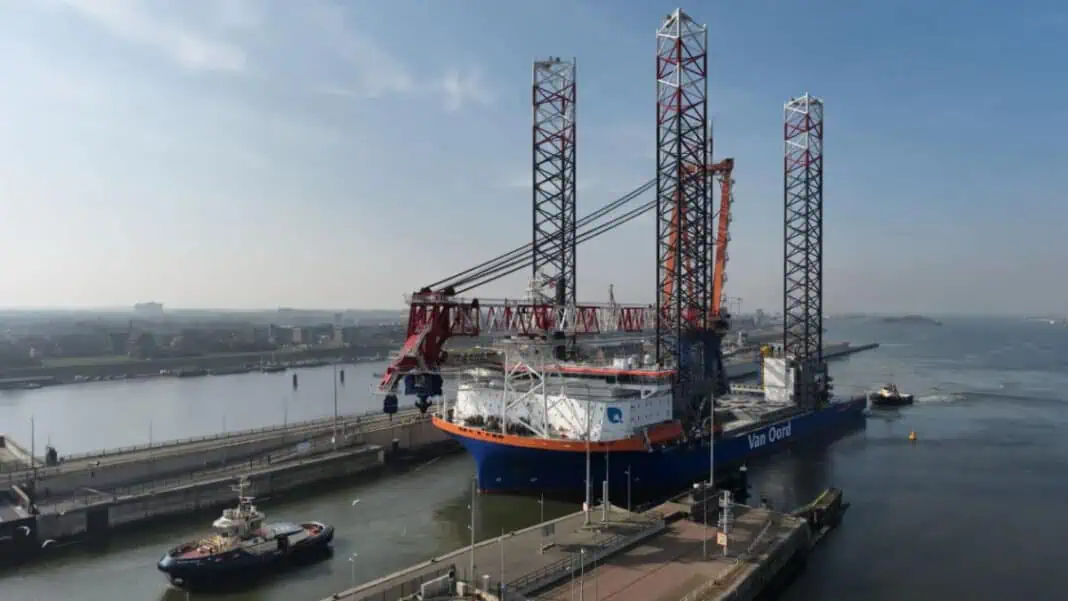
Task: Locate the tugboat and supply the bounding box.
[868,383,915,407]
[157,478,334,590]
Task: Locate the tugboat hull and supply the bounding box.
[158,522,334,590]
[868,393,914,407]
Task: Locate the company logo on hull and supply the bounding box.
[746,421,793,450]
[606,407,623,424]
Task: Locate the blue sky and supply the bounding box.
[0,0,1063,315]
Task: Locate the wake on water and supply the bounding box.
[915,391,961,404]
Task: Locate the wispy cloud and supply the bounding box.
[304,3,416,101]
[319,61,494,111]
[53,0,493,111]
[301,2,492,110]
[57,0,248,73]
[440,66,495,112]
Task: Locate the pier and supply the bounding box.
[319,495,815,601]
[0,407,455,554]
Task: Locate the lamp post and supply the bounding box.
[584,401,592,526]
[332,363,340,449]
[148,419,155,477]
[282,394,289,442]
[468,476,476,585]
[579,548,586,601]
[348,552,359,587]
[29,416,36,501]
[702,482,709,559]
[624,466,632,513]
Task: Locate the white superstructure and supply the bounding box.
[448,377,674,442]
[442,343,675,443]
[440,339,853,443]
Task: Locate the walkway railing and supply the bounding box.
[676,515,780,601]
[58,407,405,461]
[511,509,666,595]
[32,439,384,513]
[343,564,456,601]
[1,408,429,484]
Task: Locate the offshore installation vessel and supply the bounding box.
[373,12,859,497]
[429,339,865,495]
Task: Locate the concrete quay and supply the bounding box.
[532,504,809,601]
[320,498,816,601]
[1,407,434,497]
[0,414,458,561]
[1,406,426,474]
[31,445,385,543]
[31,416,450,513]
[322,504,668,601]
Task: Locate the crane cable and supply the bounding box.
[455,196,658,293]
[455,199,729,294]
[430,177,654,290]
[428,177,656,291]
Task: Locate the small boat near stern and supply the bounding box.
[868,383,915,407]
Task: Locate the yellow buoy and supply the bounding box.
[908,431,917,442]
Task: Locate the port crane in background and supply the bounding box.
[373,10,762,439]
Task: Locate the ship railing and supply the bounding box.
[500,382,652,401]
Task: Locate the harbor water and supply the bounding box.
[0,362,392,455]
[1,317,1066,600]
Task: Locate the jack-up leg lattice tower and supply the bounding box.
[656,9,711,418]
[783,93,827,409]
[533,57,578,359]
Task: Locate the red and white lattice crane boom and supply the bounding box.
[376,292,654,397]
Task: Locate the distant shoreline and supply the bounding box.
[0,346,396,386]
[879,315,943,326]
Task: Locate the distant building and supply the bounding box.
[134,302,164,315]
[340,326,362,345]
[268,325,295,346]
[108,332,128,354]
[128,332,158,358]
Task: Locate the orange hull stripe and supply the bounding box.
[432,415,683,452]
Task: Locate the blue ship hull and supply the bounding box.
[447,397,867,496]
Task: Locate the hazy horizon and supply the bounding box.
[0,305,1061,321]
[1,1,1064,316]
